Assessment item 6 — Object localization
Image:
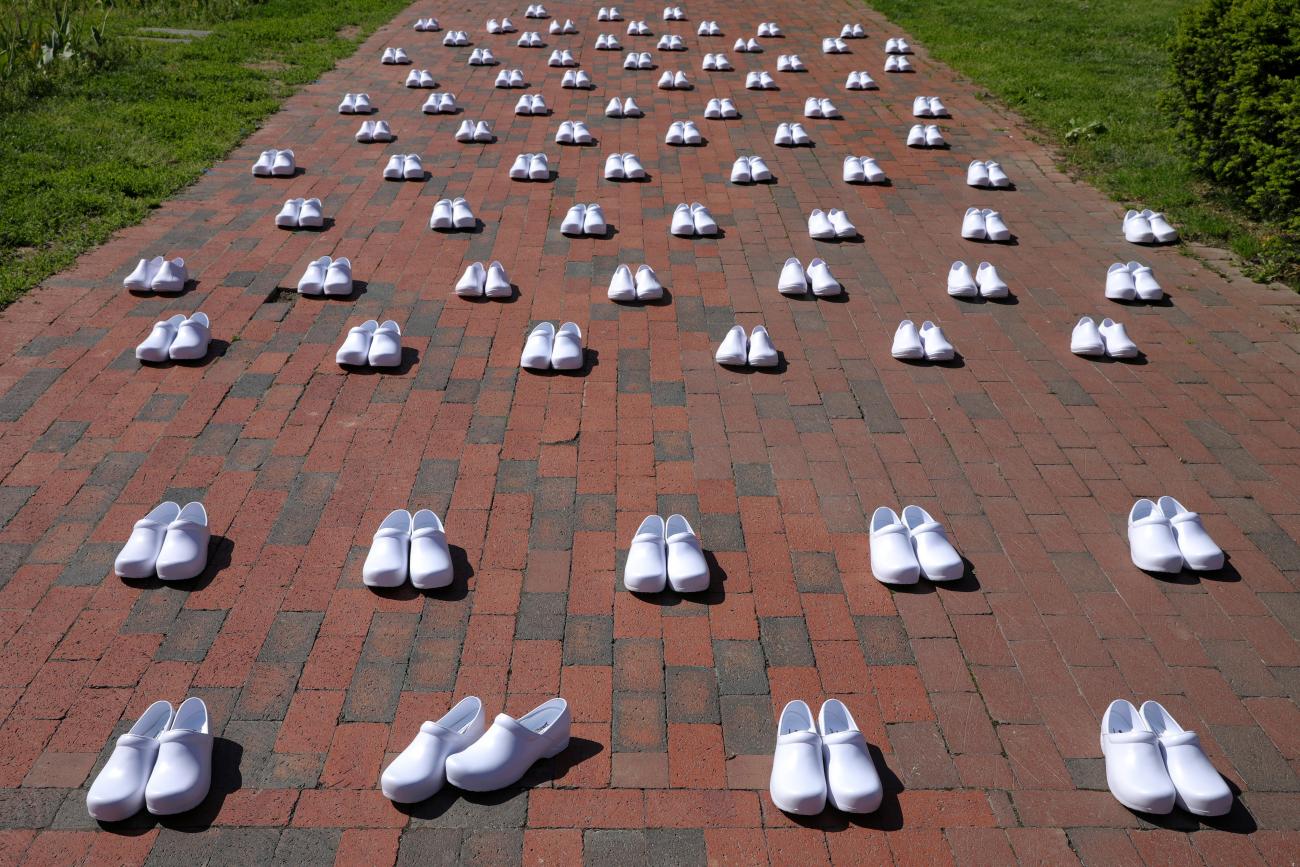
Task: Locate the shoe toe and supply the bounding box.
[771,778,827,815]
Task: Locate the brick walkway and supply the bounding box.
[1,0,1299,862]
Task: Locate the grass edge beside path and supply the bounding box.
[865,0,1297,291]
[0,0,414,309]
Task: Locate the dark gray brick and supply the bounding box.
[259,612,324,664]
[855,616,915,665]
[760,617,815,667]
[585,830,647,866]
[713,640,769,695]
[273,829,339,865]
[720,695,773,754]
[515,593,568,640]
[157,610,228,662]
[0,368,63,422]
[734,463,776,497]
[564,615,613,666]
[32,421,90,452]
[791,551,842,593]
[666,666,720,724]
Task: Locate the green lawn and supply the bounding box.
[0,0,411,308]
[867,0,1296,287]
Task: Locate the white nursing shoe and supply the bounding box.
[445,698,571,791]
[155,502,209,581]
[1128,498,1184,573]
[947,261,977,297]
[337,319,378,365]
[665,513,709,592]
[144,697,213,816]
[870,506,920,584]
[919,321,954,361]
[87,700,174,821]
[635,265,662,300]
[551,322,584,370]
[381,697,486,802]
[769,700,827,815]
[747,325,778,367]
[1101,699,1176,815]
[363,509,412,587]
[136,314,186,363]
[169,313,210,361]
[368,320,403,367]
[624,514,668,592]
[521,323,556,370]
[891,320,924,360]
[715,325,748,366]
[778,258,807,295]
[115,502,182,579]
[975,262,1008,298]
[608,264,635,301]
[1098,318,1137,358]
[1070,317,1105,356]
[901,505,963,581]
[1139,701,1232,816]
[818,700,882,814]
[410,510,454,589]
[1106,263,1137,301]
[1157,496,1223,571]
[807,259,839,296]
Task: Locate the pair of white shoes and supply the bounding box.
[555,120,594,143]
[757,22,782,37]
[604,153,647,179]
[779,258,840,296]
[730,155,773,183]
[701,53,732,70]
[383,697,572,800]
[548,48,577,66]
[456,261,512,298]
[842,156,886,184]
[514,93,548,115]
[405,69,436,87]
[485,17,515,34]
[961,207,1011,241]
[517,31,544,47]
[736,36,762,52]
[774,122,812,146]
[696,19,721,35]
[413,17,440,31]
[423,92,458,113]
[1071,316,1137,358]
[607,264,663,301]
[912,95,948,117]
[623,514,709,592]
[844,71,878,90]
[893,320,955,361]
[804,97,841,118]
[430,198,477,230]
[363,509,453,588]
[381,47,410,64]
[455,120,494,142]
[548,18,578,35]
[670,203,718,236]
[338,92,373,114]
[770,700,882,815]
[115,502,210,581]
[597,7,622,21]
[561,203,607,236]
[1124,209,1178,243]
[1101,699,1231,816]
[605,97,643,117]
[840,23,867,38]
[521,322,585,370]
[658,70,691,89]
[124,256,188,293]
[776,54,805,72]
[337,320,403,367]
[441,31,470,46]
[86,698,212,821]
[137,313,211,362]
[524,4,549,18]
[624,51,654,69]
[664,120,702,145]
[510,153,551,181]
[663,6,685,21]
[822,37,850,54]
[1128,497,1223,573]
[705,98,740,119]
[494,68,526,87]
[885,37,912,53]
[745,71,777,90]
[809,208,857,240]
[870,505,962,583]
[884,54,914,72]
[383,154,424,180]
[716,325,778,368]
[251,149,295,177]
[468,48,497,65]
[1106,261,1163,301]
[948,261,1008,298]
[356,120,394,141]
[276,198,324,228]
[626,20,651,35]
[966,159,1010,188]
[907,123,944,147]
[298,256,353,295]
[657,34,686,51]
[561,70,593,89]
[595,34,621,50]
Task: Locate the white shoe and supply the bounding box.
[572,121,593,144]
[870,506,921,584]
[270,149,295,176]
[337,319,378,364]
[86,700,173,821]
[154,502,209,581]
[430,199,453,230]
[828,209,856,238]
[819,99,840,118]
[1070,316,1105,356]
[673,70,689,88]
[924,124,944,147]
[808,209,834,240]
[716,325,747,366]
[608,264,636,300]
[705,97,723,119]
[986,161,1009,187]
[152,258,188,293]
[456,262,487,297]
[906,124,925,147]
[445,698,571,791]
[747,325,778,367]
[1123,209,1155,243]
[1099,318,1137,357]
[276,199,302,227]
[670,203,694,236]
[115,501,181,578]
[451,197,475,228]
[556,121,574,144]
[778,258,807,295]
[1106,263,1137,301]
[665,121,685,145]
[746,71,761,89]
[1128,498,1184,572]
[1101,699,1176,815]
[485,260,512,298]
[169,312,210,361]
[383,154,405,180]
[719,98,738,118]
[818,700,882,814]
[891,321,924,360]
[530,94,547,114]
[982,209,1010,241]
[790,122,810,145]
[528,153,549,181]
[859,157,885,183]
[369,119,391,141]
[902,505,962,580]
[562,204,586,235]
[410,510,454,588]
[583,204,607,236]
[967,160,989,187]
[299,198,323,227]
[368,320,403,367]
[690,203,717,235]
[1158,496,1223,571]
[1139,701,1231,816]
[681,120,701,144]
[730,157,752,184]
[473,121,493,142]
[804,96,822,118]
[143,697,212,816]
[747,156,771,181]
[624,515,668,591]
[509,153,531,180]
[961,207,986,239]
[760,72,776,90]
[947,261,977,297]
[1146,211,1178,243]
[135,314,186,363]
[382,47,397,64]
[623,153,644,179]
[124,256,164,291]
[807,258,839,296]
[1129,262,1163,301]
[607,97,624,117]
[363,509,412,586]
[919,321,954,361]
[975,262,1008,298]
[521,323,556,369]
[635,265,662,300]
[773,122,793,146]
[551,322,584,369]
[769,700,827,815]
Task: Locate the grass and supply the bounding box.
[0,0,412,308]
[867,0,1297,287]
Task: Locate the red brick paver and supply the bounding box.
[1,0,1299,863]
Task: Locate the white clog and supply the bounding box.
[770,700,827,815]
[1124,210,1155,243]
[155,502,209,581]
[324,258,352,295]
[807,258,839,296]
[363,509,412,587]
[337,320,377,365]
[975,262,1008,298]
[1130,262,1163,301]
[486,261,512,298]
[624,515,668,592]
[1128,498,1184,573]
[144,697,212,816]
[902,505,963,581]
[298,257,329,295]
[521,323,556,370]
[947,261,977,297]
[1101,699,1176,815]
[1071,316,1104,356]
[808,209,835,240]
[778,258,807,295]
[870,506,920,584]
[1158,496,1223,571]
[716,325,749,366]
[124,256,164,291]
[608,264,636,300]
[1140,701,1231,816]
[748,326,778,368]
[445,698,571,791]
[635,265,662,300]
[690,203,717,235]
[410,510,453,589]
[982,209,1010,241]
[551,322,584,370]
[1146,211,1178,243]
[457,262,487,297]
[368,320,403,367]
[919,321,954,361]
[87,700,173,821]
[169,313,210,361]
[891,321,924,360]
[1106,263,1137,301]
[152,258,188,293]
[136,315,186,363]
[115,502,181,578]
[1099,318,1137,358]
[665,514,708,592]
[819,700,882,814]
